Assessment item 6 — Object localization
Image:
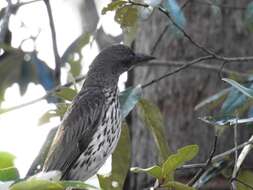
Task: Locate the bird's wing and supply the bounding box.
[43,87,106,177]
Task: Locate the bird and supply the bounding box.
[43,44,154,181]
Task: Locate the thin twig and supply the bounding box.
[130,1,253,63]
[231,116,239,190]
[150,0,190,55]
[188,135,218,186]
[43,0,62,85]
[141,55,214,88]
[177,163,206,170]
[212,139,253,162]
[150,24,169,55]
[178,138,253,171]
[230,134,253,189]
[139,60,250,78]
[0,75,86,114]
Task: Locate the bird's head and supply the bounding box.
[90,44,154,76]
[86,44,154,87]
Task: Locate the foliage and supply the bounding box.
[102,0,138,28]
[131,145,199,189]
[2,0,253,189]
[0,48,55,105]
[61,32,90,77]
[138,99,171,161]
[0,152,19,182]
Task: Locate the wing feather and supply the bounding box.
[43,87,106,177]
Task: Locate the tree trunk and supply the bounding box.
[126,0,253,189]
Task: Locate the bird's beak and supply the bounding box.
[133,53,155,63]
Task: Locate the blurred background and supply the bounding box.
[1,0,253,189]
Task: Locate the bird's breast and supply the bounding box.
[68,88,121,180]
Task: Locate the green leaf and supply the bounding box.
[102,0,127,15]
[98,123,130,190]
[0,152,15,169]
[162,145,199,180]
[10,179,64,190]
[163,181,195,190]
[194,88,230,110]
[38,110,58,126]
[193,160,230,188]
[115,5,138,28]
[221,88,248,114]
[0,167,19,181]
[138,99,171,161]
[60,180,98,190]
[38,103,69,126]
[237,170,253,190]
[55,87,77,101]
[222,78,253,99]
[130,165,162,179]
[245,2,253,32]
[119,85,142,118]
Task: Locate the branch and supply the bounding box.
[231,117,239,190]
[0,75,86,115]
[141,55,214,88]
[0,0,12,43]
[43,0,62,85]
[231,134,253,189]
[188,135,218,186]
[139,60,251,78]
[129,1,253,63]
[212,137,253,162]
[150,24,169,55]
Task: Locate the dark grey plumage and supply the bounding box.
[43,44,154,180]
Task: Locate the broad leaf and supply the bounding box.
[55,87,77,101]
[162,145,199,180]
[138,99,171,161]
[130,165,162,179]
[237,170,253,190]
[0,48,55,104]
[0,152,15,169]
[38,103,69,126]
[164,0,186,28]
[0,167,19,181]
[115,5,138,28]
[10,180,63,190]
[222,78,253,98]
[98,123,130,190]
[163,181,195,190]
[245,2,253,32]
[193,160,230,188]
[221,88,248,114]
[38,110,58,126]
[119,85,142,118]
[102,0,127,15]
[60,181,98,190]
[195,88,230,110]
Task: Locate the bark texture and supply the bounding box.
[126,0,253,189]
